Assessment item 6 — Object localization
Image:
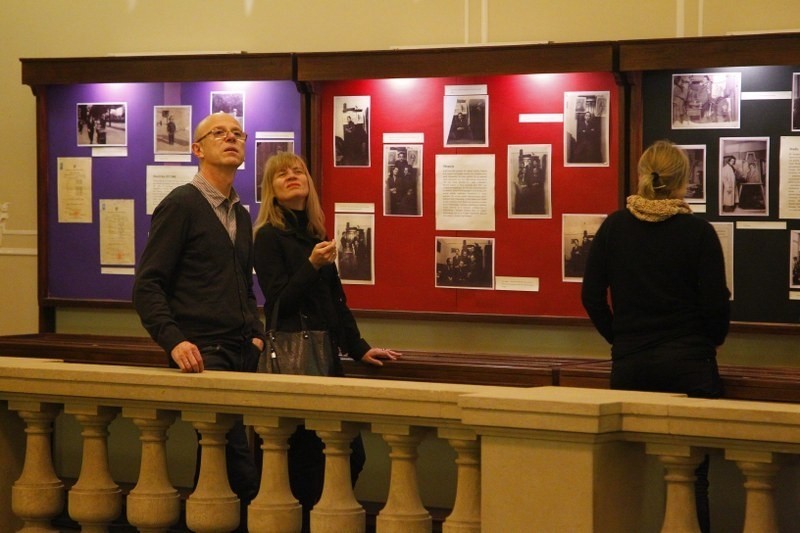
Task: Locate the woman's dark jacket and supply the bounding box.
[253,208,370,375]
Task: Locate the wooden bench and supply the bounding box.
[2,333,800,402]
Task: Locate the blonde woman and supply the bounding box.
[581,140,730,533]
[253,152,399,530]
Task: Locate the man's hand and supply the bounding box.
[171,341,204,373]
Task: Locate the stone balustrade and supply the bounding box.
[2,356,800,532]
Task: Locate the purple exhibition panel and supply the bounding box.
[46,81,302,302]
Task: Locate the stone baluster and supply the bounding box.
[438,428,480,533]
[9,401,64,532]
[246,415,302,533]
[726,449,779,533]
[65,404,122,533]
[307,419,365,533]
[647,443,703,533]
[183,411,240,533]
[124,408,180,533]
[372,424,431,533]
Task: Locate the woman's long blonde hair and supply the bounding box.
[637,140,690,199]
[253,152,326,238]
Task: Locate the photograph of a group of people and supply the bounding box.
[76,103,127,147]
[154,105,191,155]
[562,213,606,281]
[444,94,488,147]
[210,91,245,130]
[718,137,769,216]
[672,73,741,129]
[383,145,422,216]
[435,237,494,289]
[508,145,551,217]
[334,96,370,167]
[563,91,609,166]
[334,213,374,284]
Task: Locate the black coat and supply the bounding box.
[253,209,370,375]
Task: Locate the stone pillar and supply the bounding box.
[438,428,480,533]
[246,415,302,533]
[307,419,365,533]
[726,449,779,533]
[183,411,240,533]
[125,408,180,533]
[373,424,431,533]
[65,404,122,533]
[647,443,703,533]
[9,401,64,533]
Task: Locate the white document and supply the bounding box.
[99,199,135,266]
[435,154,495,231]
[711,222,735,300]
[57,157,93,223]
[779,136,800,219]
[146,165,197,214]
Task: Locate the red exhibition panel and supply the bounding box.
[319,72,620,318]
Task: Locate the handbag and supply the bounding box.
[258,298,334,376]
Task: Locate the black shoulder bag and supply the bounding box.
[258,298,334,376]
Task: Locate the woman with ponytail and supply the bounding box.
[581,140,730,533]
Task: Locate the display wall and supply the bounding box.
[317,73,620,318]
[641,65,800,325]
[42,80,302,302]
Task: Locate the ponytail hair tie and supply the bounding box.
[651,171,666,189]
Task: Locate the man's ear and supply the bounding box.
[191,142,203,159]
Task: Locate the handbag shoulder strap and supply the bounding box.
[268,295,309,332]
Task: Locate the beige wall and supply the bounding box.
[2,1,800,362]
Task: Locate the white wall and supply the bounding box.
[2,1,800,364]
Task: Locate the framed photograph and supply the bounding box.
[335,212,374,284]
[210,91,245,130]
[383,144,422,216]
[435,236,495,289]
[676,144,706,203]
[719,137,769,216]
[254,140,295,203]
[77,103,127,147]
[792,73,800,132]
[444,95,488,147]
[671,73,741,129]
[791,230,800,289]
[154,105,191,155]
[564,91,609,166]
[508,144,552,218]
[334,96,370,167]
[562,213,607,282]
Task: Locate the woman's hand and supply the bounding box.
[360,347,402,367]
[309,240,337,270]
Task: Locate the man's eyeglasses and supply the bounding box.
[195,128,248,143]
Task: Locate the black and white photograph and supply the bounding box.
[791,230,800,289]
[77,103,127,147]
[154,105,191,155]
[210,91,245,130]
[335,212,374,284]
[564,91,609,166]
[435,236,494,289]
[383,144,422,216]
[792,73,800,131]
[444,95,488,147]
[334,96,370,167]
[719,137,769,216]
[508,144,551,218]
[671,73,741,129]
[255,140,294,203]
[677,144,706,203]
[562,213,606,281]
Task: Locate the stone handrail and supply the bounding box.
[2,356,800,532]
